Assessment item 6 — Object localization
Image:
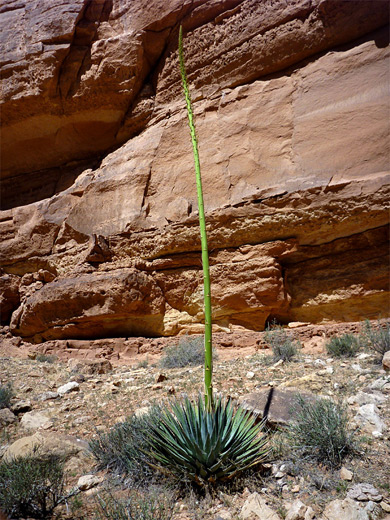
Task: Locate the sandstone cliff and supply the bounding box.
[0,0,389,342]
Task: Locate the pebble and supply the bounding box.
[340,467,353,481]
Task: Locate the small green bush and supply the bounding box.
[159,335,217,369]
[326,334,360,357]
[94,489,174,520]
[265,324,300,362]
[0,384,13,409]
[361,320,390,357]
[288,395,357,467]
[0,453,65,518]
[89,406,162,486]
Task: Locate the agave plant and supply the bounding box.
[147,395,269,486]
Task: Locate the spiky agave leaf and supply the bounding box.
[147,395,269,486]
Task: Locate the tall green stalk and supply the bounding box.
[178,26,213,408]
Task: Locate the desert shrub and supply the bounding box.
[265,324,300,362]
[326,333,360,357]
[35,353,57,363]
[94,488,174,520]
[148,395,269,487]
[361,320,390,357]
[89,405,162,486]
[0,383,13,409]
[159,335,217,369]
[0,453,65,518]
[288,395,357,467]
[136,359,148,369]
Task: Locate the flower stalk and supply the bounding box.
[178,26,213,408]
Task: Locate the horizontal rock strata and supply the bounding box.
[0,0,389,341]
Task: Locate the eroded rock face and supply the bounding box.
[0,1,389,341]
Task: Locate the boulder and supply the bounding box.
[0,408,17,426]
[20,411,53,431]
[321,497,379,520]
[3,431,88,462]
[240,387,317,428]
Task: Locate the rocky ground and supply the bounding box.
[0,321,389,520]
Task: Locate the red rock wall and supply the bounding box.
[0,0,389,341]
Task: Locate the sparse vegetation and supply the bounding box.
[148,395,269,487]
[326,333,360,357]
[0,453,66,518]
[288,395,357,467]
[89,405,162,486]
[35,353,57,363]
[159,335,215,369]
[0,383,13,409]
[361,320,390,357]
[265,324,300,362]
[94,488,174,520]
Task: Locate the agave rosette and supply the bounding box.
[147,395,269,485]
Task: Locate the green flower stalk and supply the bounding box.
[178,26,213,408]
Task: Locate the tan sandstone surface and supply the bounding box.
[0,0,389,343]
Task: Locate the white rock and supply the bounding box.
[347,391,386,406]
[369,377,389,391]
[57,381,80,395]
[354,403,386,434]
[246,371,255,379]
[77,474,103,491]
[20,411,52,431]
[321,497,378,520]
[39,391,59,401]
[240,492,280,520]
[285,499,307,520]
[372,430,383,438]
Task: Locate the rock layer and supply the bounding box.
[0,1,389,341]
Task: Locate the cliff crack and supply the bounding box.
[57,0,113,99]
